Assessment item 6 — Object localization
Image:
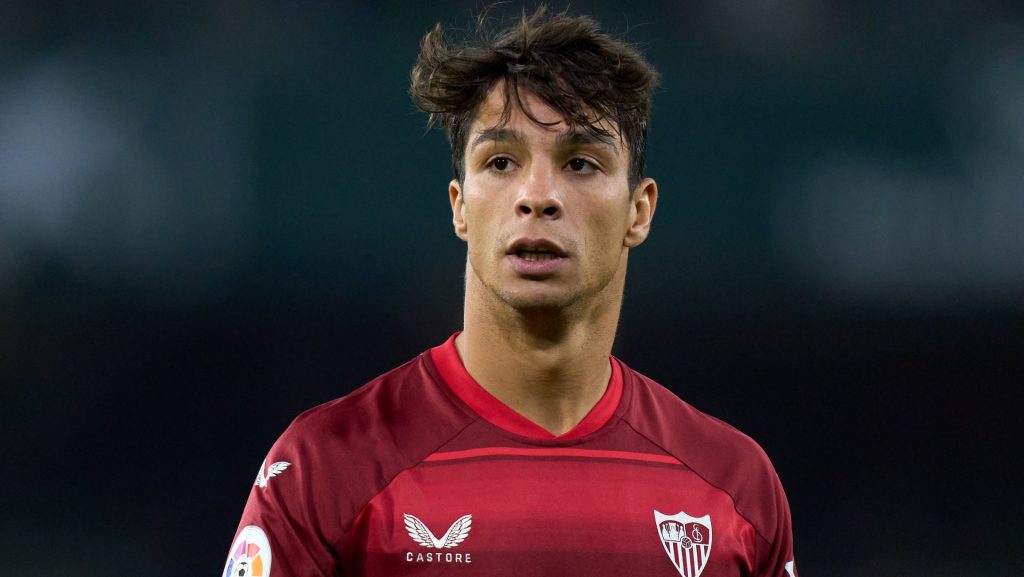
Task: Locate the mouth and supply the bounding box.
[514,246,559,261]
[508,238,567,259]
[506,238,568,275]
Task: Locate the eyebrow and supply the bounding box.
[555,129,617,150]
[470,127,522,151]
[470,126,619,154]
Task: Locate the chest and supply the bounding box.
[345,453,757,577]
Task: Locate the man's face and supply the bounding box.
[449,85,656,313]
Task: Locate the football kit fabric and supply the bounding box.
[224,334,797,577]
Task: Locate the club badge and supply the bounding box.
[654,510,712,577]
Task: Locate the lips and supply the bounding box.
[506,238,567,276]
[508,238,567,258]
[515,246,558,261]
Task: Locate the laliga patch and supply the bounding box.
[223,525,272,577]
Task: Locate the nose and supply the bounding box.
[514,163,563,219]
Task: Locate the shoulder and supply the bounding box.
[262,351,477,530]
[619,362,787,541]
[621,365,769,467]
[278,351,474,456]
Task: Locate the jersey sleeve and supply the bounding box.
[755,467,797,577]
[223,433,338,577]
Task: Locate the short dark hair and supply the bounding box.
[409,5,660,190]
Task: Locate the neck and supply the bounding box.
[456,261,626,436]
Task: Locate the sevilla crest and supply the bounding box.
[654,510,713,577]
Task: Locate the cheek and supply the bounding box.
[586,203,631,244]
[585,205,633,263]
[462,200,502,255]
[463,199,491,236]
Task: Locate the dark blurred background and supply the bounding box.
[2,1,1022,575]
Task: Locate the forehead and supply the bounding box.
[473,85,561,128]
[468,84,622,149]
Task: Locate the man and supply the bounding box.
[224,7,797,577]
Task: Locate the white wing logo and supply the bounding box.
[403,514,472,549]
[254,458,291,488]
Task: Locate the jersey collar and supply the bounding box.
[430,333,622,441]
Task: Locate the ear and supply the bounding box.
[624,177,658,248]
[449,179,468,241]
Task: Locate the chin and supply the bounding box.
[496,288,581,313]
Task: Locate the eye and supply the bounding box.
[566,157,597,173]
[488,156,513,172]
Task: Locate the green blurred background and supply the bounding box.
[2,1,1022,575]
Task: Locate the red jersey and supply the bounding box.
[224,335,797,577]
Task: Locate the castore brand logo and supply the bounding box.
[403,513,473,564]
[254,459,291,488]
